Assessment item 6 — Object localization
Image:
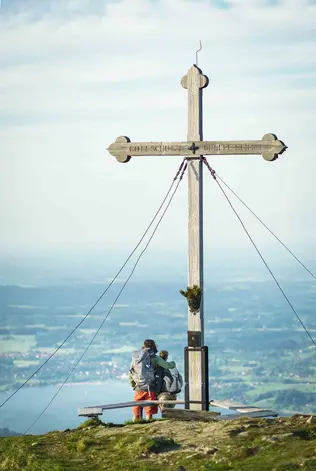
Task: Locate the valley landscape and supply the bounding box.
[1,265,316,437]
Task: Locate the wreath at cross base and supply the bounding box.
[179,285,201,314]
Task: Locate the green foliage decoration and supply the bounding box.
[179,284,201,314]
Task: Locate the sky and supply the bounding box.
[1,0,316,271]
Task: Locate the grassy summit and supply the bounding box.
[1,415,316,471]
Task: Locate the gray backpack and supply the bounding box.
[130,348,155,391]
[163,368,183,394]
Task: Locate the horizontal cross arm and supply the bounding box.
[107,134,287,163]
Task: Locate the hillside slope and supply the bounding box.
[1,415,316,471]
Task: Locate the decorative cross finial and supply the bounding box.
[181,65,208,93]
[181,65,208,143]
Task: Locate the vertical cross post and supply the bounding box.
[181,65,209,410]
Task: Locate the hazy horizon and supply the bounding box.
[1,242,315,286]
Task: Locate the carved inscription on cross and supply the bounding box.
[108,135,286,162]
[107,65,287,412]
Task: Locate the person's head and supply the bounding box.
[143,339,157,353]
[159,350,168,360]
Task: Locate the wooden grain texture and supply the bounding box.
[209,400,278,416]
[214,410,278,420]
[78,400,187,416]
[162,408,220,422]
[210,399,247,409]
[163,408,277,422]
[107,135,286,162]
[78,407,103,416]
[181,65,209,411]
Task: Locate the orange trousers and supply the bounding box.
[132,390,158,418]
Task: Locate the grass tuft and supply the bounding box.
[77,418,123,430]
[292,427,316,440]
[140,435,179,454]
[124,418,156,426]
[76,437,96,453]
[77,418,102,429]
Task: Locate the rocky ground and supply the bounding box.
[1,414,316,470]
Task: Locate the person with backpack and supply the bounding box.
[129,339,176,421]
[156,350,183,413]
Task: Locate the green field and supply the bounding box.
[13,360,40,368]
[0,335,37,353]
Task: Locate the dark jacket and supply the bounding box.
[154,367,174,395]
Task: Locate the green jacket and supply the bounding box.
[129,354,176,390]
[152,356,175,370]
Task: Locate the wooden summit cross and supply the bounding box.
[107,65,287,412]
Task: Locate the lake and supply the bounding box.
[0,380,149,435]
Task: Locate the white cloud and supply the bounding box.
[0,0,315,258]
